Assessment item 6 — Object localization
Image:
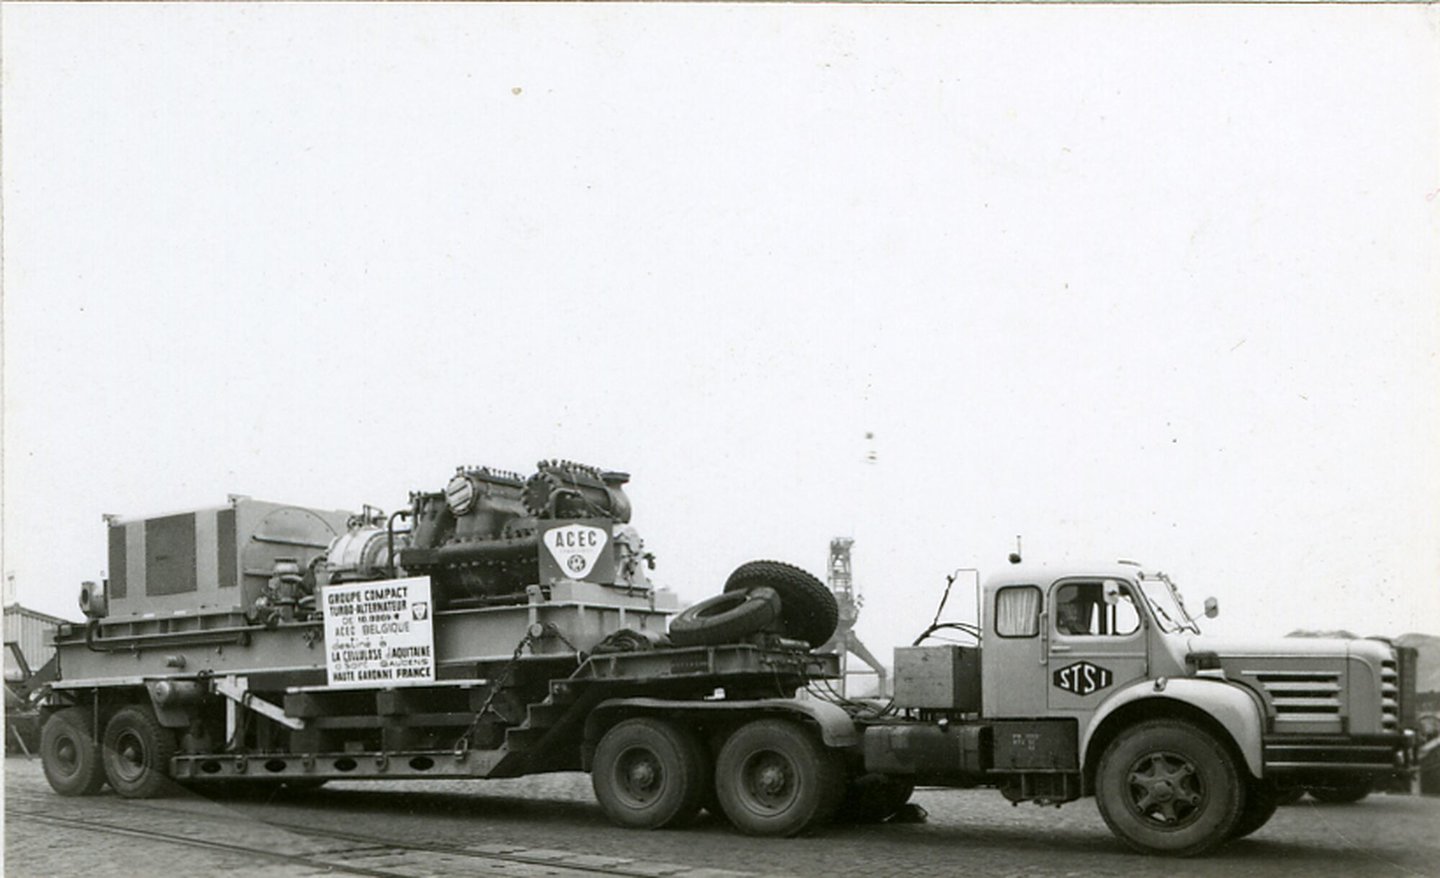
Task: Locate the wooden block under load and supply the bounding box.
[893,646,982,712]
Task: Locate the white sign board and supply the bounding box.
[323,576,435,688]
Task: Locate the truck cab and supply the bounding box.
[876,560,1416,855]
[983,563,1201,729]
[980,562,1409,773]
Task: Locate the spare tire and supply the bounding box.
[724,560,837,648]
[669,586,781,647]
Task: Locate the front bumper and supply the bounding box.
[1264,732,1414,781]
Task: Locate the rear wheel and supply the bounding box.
[1095,720,1244,857]
[40,708,106,796]
[715,719,845,837]
[592,718,708,829]
[102,705,178,798]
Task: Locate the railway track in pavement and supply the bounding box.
[6,785,754,878]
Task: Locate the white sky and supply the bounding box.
[3,5,1437,658]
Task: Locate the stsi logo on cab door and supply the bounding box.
[1053,661,1114,697]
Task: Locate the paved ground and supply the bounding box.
[6,756,1439,877]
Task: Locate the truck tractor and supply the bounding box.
[35,463,1417,858]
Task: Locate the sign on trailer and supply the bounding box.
[322,576,435,687]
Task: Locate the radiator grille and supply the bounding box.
[1381,659,1399,731]
[1252,670,1342,726]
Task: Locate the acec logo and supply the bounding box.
[543,524,608,579]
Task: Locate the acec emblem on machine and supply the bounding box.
[544,523,609,579]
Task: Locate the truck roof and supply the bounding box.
[981,561,1156,591]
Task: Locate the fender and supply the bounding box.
[1082,677,1265,777]
[585,696,860,749]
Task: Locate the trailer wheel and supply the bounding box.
[715,719,845,837]
[1095,719,1243,857]
[1308,778,1372,804]
[668,587,781,647]
[102,705,178,798]
[592,718,709,829]
[1229,779,1280,839]
[40,708,107,796]
[724,560,838,648]
[835,773,916,824]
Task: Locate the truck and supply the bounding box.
[36,460,1418,857]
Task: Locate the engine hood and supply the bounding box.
[1186,635,1394,663]
[1182,635,1397,735]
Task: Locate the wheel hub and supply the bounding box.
[740,751,798,812]
[114,732,147,781]
[1127,752,1202,827]
[756,764,788,796]
[627,759,658,791]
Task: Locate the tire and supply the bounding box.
[1308,778,1372,804]
[592,718,709,829]
[1229,779,1280,839]
[668,587,781,647]
[715,719,845,837]
[1095,720,1244,857]
[724,561,838,648]
[101,705,179,798]
[834,772,916,824]
[40,708,106,796]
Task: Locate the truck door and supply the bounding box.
[981,583,1049,717]
[1046,578,1148,712]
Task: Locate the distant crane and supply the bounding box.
[820,537,887,698]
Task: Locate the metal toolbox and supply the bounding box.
[893,645,981,711]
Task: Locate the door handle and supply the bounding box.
[1050,644,1072,654]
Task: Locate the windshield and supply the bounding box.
[1137,577,1201,635]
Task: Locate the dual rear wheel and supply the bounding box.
[40,704,177,799]
[591,717,845,837]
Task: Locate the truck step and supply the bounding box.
[523,702,568,729]
[502,725,549,752]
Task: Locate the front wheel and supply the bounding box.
[1095,720,1244,857]
[102,705,178,798]
[715,719,845,837]
[592,718,708,829]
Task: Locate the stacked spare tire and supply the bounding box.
[668,560,839,649]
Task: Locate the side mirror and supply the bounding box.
[1203,597,1219,619]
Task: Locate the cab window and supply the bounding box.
[1054,580,1141,636]
[995,585,1041,637]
